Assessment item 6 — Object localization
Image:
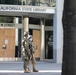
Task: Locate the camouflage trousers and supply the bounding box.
[23,54,36,71]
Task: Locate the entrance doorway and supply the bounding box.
[29,29,40,60]
[45,31,53,59]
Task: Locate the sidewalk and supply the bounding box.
[0,61,62,75]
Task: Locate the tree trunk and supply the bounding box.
[62,0,76,75]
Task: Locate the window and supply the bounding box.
[45,19,53,26]
[29,17,40,25]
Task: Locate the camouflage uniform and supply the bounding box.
[22,32,31,73]
[28,35,38,72]
[22,32,38,73]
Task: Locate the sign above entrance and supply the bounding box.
[0,23,22,28]
[0,5,55,14]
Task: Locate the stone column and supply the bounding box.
[40,19,45,60]
[13,17,19,46]
[23,16,29,32]
[53,0,64,63]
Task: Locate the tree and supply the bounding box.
[62,0,76,75]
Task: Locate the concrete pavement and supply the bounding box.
[0,61,62,75]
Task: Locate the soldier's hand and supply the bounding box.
[23,56,28,60]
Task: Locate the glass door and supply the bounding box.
[45,31,53,59]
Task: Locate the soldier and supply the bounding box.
[22,31,38,73]
[22,31,31,73]
[28,35,38,72]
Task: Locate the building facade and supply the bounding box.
[0,0,64,63]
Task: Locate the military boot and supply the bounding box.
[33,69,38,72]
[24,68,31,73]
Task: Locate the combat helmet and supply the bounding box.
[24,31,29,36]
